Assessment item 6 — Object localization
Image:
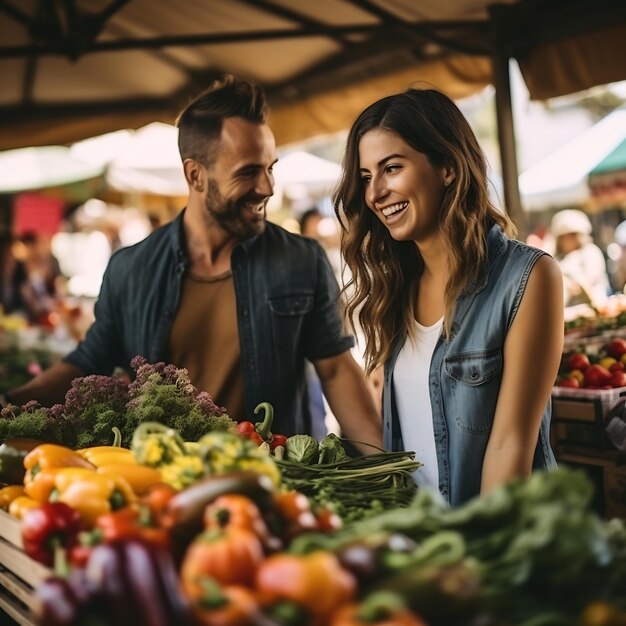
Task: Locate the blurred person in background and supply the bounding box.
[19,231,64,324]
[4,75,382,452]
[550,209,610,308]
[299,207,384,442]
[335,87,562,504]
[298,207,335,440]
[0,234,29,317]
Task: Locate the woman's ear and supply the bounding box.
[183,158,204,192]
[443,164,456,186]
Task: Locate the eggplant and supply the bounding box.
[37,540,193,626]
[162,470,275,542]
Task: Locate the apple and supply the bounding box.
[583,364,612,388]
[567,352,590,372]
[570,369,585,384]
[600,356,617,370]
[609,370,626,388]
[558,376,580,388]
[610,361,625,373]
[606,338,626,359]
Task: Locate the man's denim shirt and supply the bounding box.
[65,210,354,436]
[382,224,557,506]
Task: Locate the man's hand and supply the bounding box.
[6,362,85,407]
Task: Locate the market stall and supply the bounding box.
[0,358,625,626]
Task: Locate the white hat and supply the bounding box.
[550,209,592,237]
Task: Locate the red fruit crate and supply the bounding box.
[551,385,626,450]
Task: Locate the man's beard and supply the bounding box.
[205,178,267,240]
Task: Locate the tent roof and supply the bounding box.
[519,107,626,210]
[1,0,625,150]
[590,137,626,176]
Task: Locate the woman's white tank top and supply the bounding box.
[393,316,443,490]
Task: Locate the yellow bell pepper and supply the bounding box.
[96,464,162,496]
[53,468,137,528]
[8,495,40,519]
[23,444,94,483]
[0,485,25,510]
[77,447,137,468]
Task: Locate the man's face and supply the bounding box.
[203,117,277,240]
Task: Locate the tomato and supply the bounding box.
[558,376,580,388]
[567,352,591,372]
[583,364,612,388]
[609,361,625,373]
[139,482,178,525]
[609,370,626,388]
[314,506,343,532]
[606,338,626,359]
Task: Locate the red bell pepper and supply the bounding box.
[236,421,265,445]
[237,402,288,451]
[269,433,288,451]
[21,502,81,567]
[95,505,169,549]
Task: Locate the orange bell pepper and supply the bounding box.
[255,551,356,619]
[0,485,25,510]
[8,495,40,519]
[24,467,68,502]
[52,468,136,528]
[183,577,259,626]
[23,444,94,483]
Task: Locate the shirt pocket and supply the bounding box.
[444,347,503,433]
[269,293,314,350]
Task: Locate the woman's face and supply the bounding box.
[358,128,450,244]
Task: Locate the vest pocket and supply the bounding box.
[444,348,503,433]
[269,294,313,350]
[444,348,503,386]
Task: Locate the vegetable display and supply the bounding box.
[1,358,625,626]
[290,467,626,625]
[277,448,421,522]
[0,356,237,449]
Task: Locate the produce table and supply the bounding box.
[1,358,625,625]
[0,511,48,626]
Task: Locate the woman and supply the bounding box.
[550,208,609,308]
[334,88,563,505]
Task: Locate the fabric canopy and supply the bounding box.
[0,146,104,194]
[518,108,626,211]
[1,0,624,151]
[588,136,626,210]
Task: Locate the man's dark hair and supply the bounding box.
[176,74,268,165]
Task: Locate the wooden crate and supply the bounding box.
[604,466,626,520]
[0,510,50,626]
[551,386,626,451]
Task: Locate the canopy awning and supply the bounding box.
[518,108,626,211]
[0,0,624,151]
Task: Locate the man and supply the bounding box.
[6,75,382,452]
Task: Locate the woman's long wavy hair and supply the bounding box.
[334,88,515,375]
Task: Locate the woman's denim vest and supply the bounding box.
[382,224,557,506]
